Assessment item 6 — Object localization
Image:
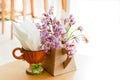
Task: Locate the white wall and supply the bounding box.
[70,0,120,56]
[71,1,120,80]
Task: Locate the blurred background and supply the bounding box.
[0,0,120,80]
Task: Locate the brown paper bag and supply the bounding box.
[42,48,76,76]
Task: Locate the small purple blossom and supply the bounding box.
[48,6,54,15]
[35,23,41,29]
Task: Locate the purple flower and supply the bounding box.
[48,6,54,15]
[53,17,57,24]
[35,23,41,29]
[35,7,88,55]
[41,18,47,24]
[64,41,76,57]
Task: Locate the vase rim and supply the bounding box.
[22,47,44,52]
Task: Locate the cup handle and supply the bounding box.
[12,47,24,59]
[62,48,72,68]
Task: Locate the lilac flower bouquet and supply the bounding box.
[36,7,88,58]
[12,7,88,76]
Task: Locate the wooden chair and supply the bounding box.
[62,0,67,12]
[1,0,5,34]
[0,0,27,39]
[11,0,33,39]
[10,0,48,39]
[1,0,66,39]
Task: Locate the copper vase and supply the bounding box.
[12,47,46,75]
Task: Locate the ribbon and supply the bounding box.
[31,63,43,74]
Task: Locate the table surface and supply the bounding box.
[0,60,79,80]
[0,54,93,80]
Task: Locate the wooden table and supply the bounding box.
[0,60,80,80]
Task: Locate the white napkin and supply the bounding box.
[14,20,41,51]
